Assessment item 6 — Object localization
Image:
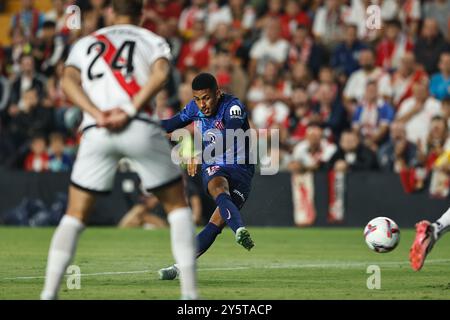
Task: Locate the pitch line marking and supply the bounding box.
[3,259,450,281]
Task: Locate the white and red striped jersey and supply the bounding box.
[65,24,171,129]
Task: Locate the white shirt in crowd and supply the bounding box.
[251,101,289,129]
[396,96,442,145]
[291,139,337,168]
[249,36,289,75]
[344,67,393,102]
[207,4,255,33]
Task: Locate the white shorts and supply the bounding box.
[71,119,182,194]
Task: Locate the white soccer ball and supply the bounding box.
[364,217,400,253]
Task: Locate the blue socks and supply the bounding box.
[215,193,244,233]
[196,222,222,258]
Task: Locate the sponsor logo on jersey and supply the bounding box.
[229,105,243,119]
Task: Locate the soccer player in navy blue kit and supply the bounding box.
[158,73,255,280]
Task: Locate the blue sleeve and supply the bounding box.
[429,75,438,97]
[38,13,46,29]
[379,104,394,124]
[161,114,192,133]
[352,106,363,124]
[223,101,247,129]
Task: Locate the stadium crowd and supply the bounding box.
[0,0,449,191]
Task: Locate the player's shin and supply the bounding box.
[215,193,244,233]
[40,215,85,300]
[196,222,222,258]
[167,207,198,299]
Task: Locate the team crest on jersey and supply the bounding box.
[214,120,225,130]
[229,105,243,119]
[206,165,221,176]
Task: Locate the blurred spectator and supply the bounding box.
[441,97,450,128]
[79,0,109,37]
[0,73,10,114]
[251,84,289,129]
[207,0,256,36]
[118,194,168,229]
[281,87,313,147]
[423,0,450,40]
[24,135,49,172]
[48,131,73,172]
[0,46,6,76]
[429,52,450,101]
[414,18,450,75]
[178,0,210,39]
[254,0,284,31]
[32,20,67,77]
[343,49,393,114]
[177,17,212,72]
[352,80,395,151]
[375,19,414,72]
[46,60,70,109]
[287,25,328,78]
[141,0,182,34]
[311,82,348,141]
[288,62,314,93]
[9,0,46,43]
[7,88,53,149]
[396,80,442,146]
[378,121,418,172]
[397,0,421,38]
[247,60,290,109]
[8,54,46,112]
[328,129,378,172]
[312,0,350,50]
[248,16,289,80]
[310,66,338,102]
[347,0,381,43]
[280,0,311,40]
[5,27,32,77]
[417,115,449,171]
[209,48,248,101]
[331,24,367,78]
[391,52,428,109]
[155,20,182,64]
[288,123,337,173]
[45,0,72,37]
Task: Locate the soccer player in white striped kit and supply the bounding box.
[40,0,198,300]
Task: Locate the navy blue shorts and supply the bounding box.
[201,165,254,210]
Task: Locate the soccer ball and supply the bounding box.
[364,217,400,253]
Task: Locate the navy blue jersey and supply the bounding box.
[163,93,255,175]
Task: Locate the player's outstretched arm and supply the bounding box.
[62,66,107,126]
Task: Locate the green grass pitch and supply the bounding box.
[1,227,449,300]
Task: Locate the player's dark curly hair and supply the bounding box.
[191,73,218,91]
[112,0,143,18]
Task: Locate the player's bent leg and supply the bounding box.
[159,208,225,281]
[208,176,254,251]
[196,208,225,258]
[40,185,95,300]
[153,179,198,299]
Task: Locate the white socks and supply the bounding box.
[433,207,450,239]
[40,215,85,300]
[167,207,198,300]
